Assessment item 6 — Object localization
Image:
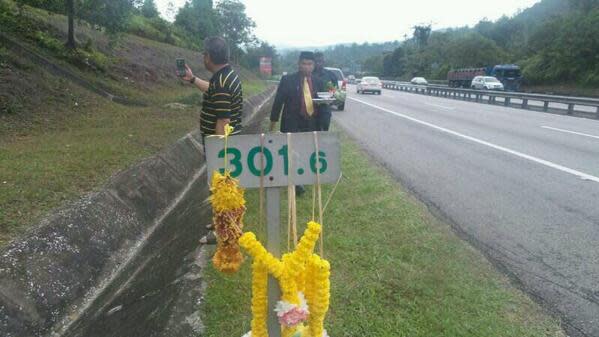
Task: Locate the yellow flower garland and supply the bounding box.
[251,261,269,337]
[210,170,246,273]
[239,222,331,337]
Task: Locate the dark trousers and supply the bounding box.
[318,112,332,131]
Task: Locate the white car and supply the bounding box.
[357,77,382,95]
[410,77,428,85]
[471,76,504,90]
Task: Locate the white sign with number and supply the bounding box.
[205,132,341,188]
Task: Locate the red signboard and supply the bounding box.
[260,57,272,77]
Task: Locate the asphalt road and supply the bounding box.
[335,85,599,337]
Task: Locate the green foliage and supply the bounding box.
[279,41,401,74]
[240,41,278,73]
[412,25,431,48]
[127,14,201,50]
[140,0,158,18]
[64,48,110,72]
[0,3,111,72]
[174,0,219,42]
[382,47,405,77]
[79,0,136,35]
[10,0,257,65]
[14,0,64,14]
[362,54,383,75]
[525,7,599,86]
[369,0,599,86]
[32,30,63,52]
[216,0,255,59]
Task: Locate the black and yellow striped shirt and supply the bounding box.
[201,65,243,135]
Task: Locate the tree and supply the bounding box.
[15,0,64,14]
[569,0,599,11]
[80,0,136,35]
[412,25,431,48]
[216,0,256,61]
[382,46,406,78]
[241,41,279,73]
[175,0,219,43]
[141,0,159,18]
[66,0,75,48]
[60,0,135,49]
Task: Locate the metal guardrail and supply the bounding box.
[381,81,599,119]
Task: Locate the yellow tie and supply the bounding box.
[303,77,314,116]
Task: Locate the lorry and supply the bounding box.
[448,64,522,91]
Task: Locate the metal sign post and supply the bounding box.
[206,132,340,337]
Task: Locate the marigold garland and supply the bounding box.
[251,261,269,337]
[239,222,331,337]
[209,170,246,273]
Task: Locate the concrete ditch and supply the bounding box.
[0,87,276,337]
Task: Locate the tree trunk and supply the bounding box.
[65,0,76,49]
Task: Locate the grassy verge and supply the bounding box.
[201,126,564,337]
[0,79,267,245]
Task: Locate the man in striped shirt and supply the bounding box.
[183,36,243,142]
[182,37,242,245]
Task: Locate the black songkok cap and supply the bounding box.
[299,51,315,61]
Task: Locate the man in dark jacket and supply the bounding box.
[270,51,325,133]
[313,52,337,131]
[270,51,324,196]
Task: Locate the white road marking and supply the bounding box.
[541,126,599,140]
[349,97,599,183]
[424,102,455,110]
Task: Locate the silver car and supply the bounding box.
[357,76,382,95]
[471,76,504,90]
[410,77,428,85]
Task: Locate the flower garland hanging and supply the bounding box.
[239,221,331,337]
[208,124,246,274]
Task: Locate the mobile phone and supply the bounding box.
[176,58,186,77]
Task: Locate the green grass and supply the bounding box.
[201,127,564,337]
[0,80,267,245]
[243,79,268,98]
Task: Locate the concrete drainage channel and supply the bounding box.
[0,87,276,337]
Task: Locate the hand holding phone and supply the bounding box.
[176,58,186,77]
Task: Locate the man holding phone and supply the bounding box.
[180,36,243,140]
[179,37,242,245]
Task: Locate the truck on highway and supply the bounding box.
[448,64,522,91]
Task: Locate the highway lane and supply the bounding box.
[335,85,599,336]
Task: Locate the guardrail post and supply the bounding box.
[543,101,549,112]
[596,106,599,119]
[567,104,574,115]
[504,97,510,106]
[522,99,528,109]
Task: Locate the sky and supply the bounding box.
[156,0,541,48]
